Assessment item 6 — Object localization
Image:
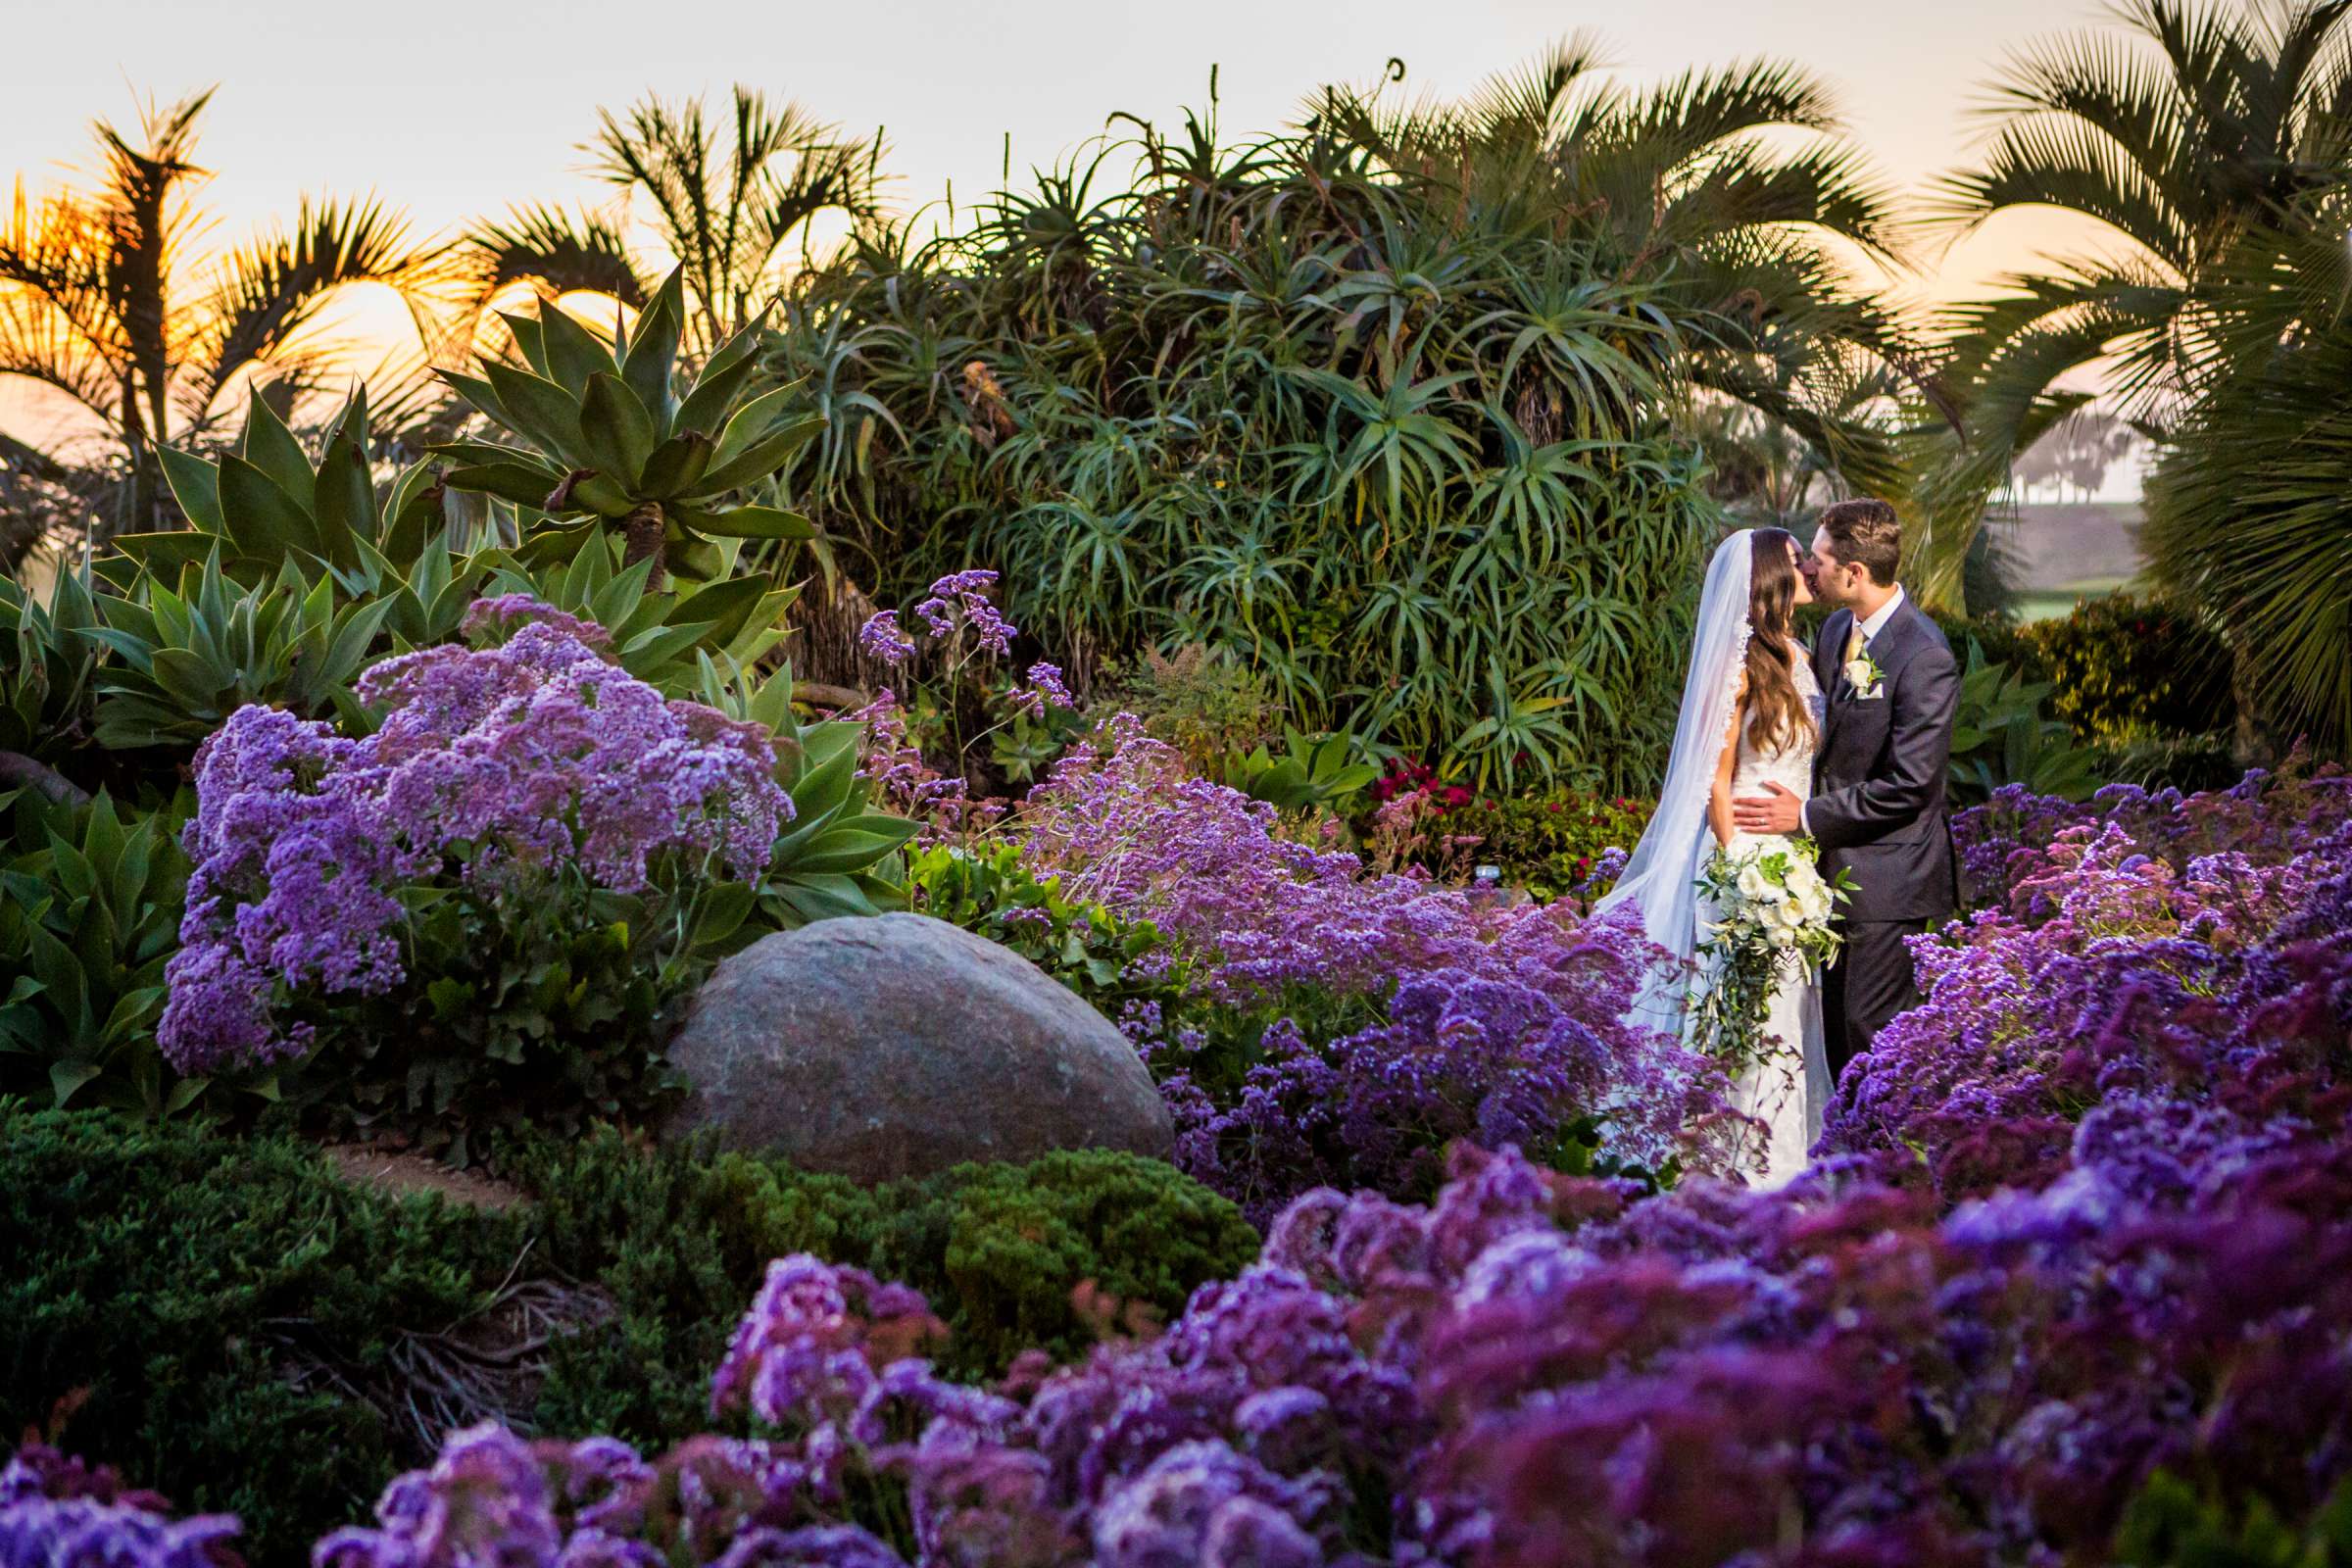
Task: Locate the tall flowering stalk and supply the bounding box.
[156,602,791,1118]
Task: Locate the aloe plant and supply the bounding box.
[1223,729,1380,812]
[436,269,820,588]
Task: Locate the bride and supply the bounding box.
[1597,528,1830,1188]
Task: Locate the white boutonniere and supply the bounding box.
[1842,648,1886,700]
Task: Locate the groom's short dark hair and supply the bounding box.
[1817,499,1901,586]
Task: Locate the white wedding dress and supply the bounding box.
[1715,658,1833,1189]
[1595,531,1834,1194]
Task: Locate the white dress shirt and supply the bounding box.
[1798,585,1904,837]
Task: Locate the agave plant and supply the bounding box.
[0,788,194,1118]
[436,270,820,588]
[125,386,444,589]
[79,553,396,749]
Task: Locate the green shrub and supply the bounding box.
[2021,593,2233,742]
[2085,730,2241,794]
[1444,788,1653,901]
[515,1126,1260,1445]
[906,841,1177,1021]
[0,790,194,1118]
[4,1107,1258,1566]
[0,1103,528,1563]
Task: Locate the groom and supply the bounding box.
[1732,499,1960,1080]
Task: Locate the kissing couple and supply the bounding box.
[1598,499,1962,1188]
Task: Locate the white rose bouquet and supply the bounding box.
[1689,837,1853,1071]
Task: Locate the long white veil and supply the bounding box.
[1596,530,1754,1039]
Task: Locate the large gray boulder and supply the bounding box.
[661,912,1172,1182]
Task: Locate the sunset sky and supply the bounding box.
[1,0,2130,454]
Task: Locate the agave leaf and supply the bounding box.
[678,505,816,541]
[157,446,226,535]
[217,455,324,561]
[534,301,620,398]
[695,416,820,495]
[620,268,687,422]
[581,372,658,484]
[237,392,318,511]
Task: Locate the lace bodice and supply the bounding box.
[1731,654,1824,805]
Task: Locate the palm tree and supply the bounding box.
[2141,201,2352,755]
[441,87,886,363]
[1912,0,2352,604]
[0,91,420,570]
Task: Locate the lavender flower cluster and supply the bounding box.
[155,608,790,1073]
[2,1446,241,1568]
[1951,758,2352,906]
[1016,722,1729,1218]
[299,770,2350,1566]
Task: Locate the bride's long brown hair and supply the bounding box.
[1744,527,1817,755]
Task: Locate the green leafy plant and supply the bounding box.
[906,841,1172,1017]
[2114,1469,2352,1568]
[689,653,919,925]
[2021,594,2233,744]
[123,387,444,588]
[80,552,395,748]
[0,790,192,1116]
[1948,641,2101,804]
[437,270,821,588]
[1429,787,1654,902]
[1223,729,1381,813]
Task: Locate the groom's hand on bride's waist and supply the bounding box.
[1731,782,1805,835]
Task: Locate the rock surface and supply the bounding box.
[662,912,1172,1181]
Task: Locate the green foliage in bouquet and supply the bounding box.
[1691,837,1850,1072]
[437,269,820,587]
[0,791,191,1118]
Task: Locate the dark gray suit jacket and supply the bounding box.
[1807,597,1961,923]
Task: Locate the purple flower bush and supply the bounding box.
[1,1446,242,1568]
[1836,765,2352,1205]
[1014,721,1729,1219]
[155,601,789,1109]
[1952,757,2351,907]
[303,784,2351,1563]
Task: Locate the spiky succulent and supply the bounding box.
[434,269,818,587]
[126,387,441,590]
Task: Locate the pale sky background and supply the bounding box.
[1,0,2136,482]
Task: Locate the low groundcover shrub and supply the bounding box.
[0,1109,1254,1566]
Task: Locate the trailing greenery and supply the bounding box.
[2,1105,1257,1566]
[905,840,1173,1021]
